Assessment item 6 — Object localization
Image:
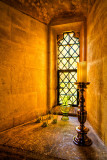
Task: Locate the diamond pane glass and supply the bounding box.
[58,71,78,105]
[57,32,80,106]
[58,32,79,70]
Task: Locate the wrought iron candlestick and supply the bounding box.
[73,82,92,146]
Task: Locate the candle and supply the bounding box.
[77,61,87,82]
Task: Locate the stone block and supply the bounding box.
[0,92,37,131]
[10,43,26,66]
[0,40,11,65]
[0,2,11,40]
[0,66,11,94]
[11,67,46,94]
[0,25,11,40]
[10,7,30,30]
[25,46,47,70]
[30,19,38,34]
[0,117,13,132]
[13,110,36,127]
[31,69,47,91]
[0,1,10,21]
[11,25,28,44]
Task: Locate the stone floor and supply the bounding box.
[0,116,107,160]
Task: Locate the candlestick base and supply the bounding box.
[73,126,92,146]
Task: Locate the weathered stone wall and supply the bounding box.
[0,1,48,131]
[87,0,107,145]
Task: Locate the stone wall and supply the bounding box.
[0,1,48,131]
[87,0,107,145]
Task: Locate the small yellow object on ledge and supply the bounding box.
[77,61,87,82]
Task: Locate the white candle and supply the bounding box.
[77,61,87,82]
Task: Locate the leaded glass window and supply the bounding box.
[57,32,80,106]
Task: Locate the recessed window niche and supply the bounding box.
[48,19,87,114]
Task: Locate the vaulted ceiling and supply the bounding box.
[1,0,96,24]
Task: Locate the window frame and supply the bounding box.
[57,32,80,107]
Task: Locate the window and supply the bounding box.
[57,32,80,106]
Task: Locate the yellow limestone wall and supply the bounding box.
[87,0,107,145]
[0,1,48,131]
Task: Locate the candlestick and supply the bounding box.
[73,82,92,146]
